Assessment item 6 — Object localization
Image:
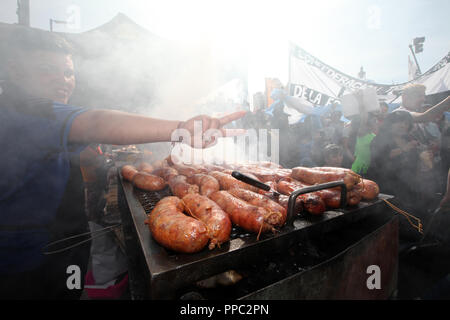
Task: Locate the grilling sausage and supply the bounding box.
[354,179,380,201]
[277,177,361,209]
[152,167,179,181]
[132,172,166,191]
[182,193,232,249]
[187,173,220,197]
[277,194,303,214]
[291,167,361,190]
[209,191,276,234]
[227,188,286,227]
[277,179,327,215]
[151,159,169,169]
[171,163,199,177]
[203,163,226,172]
[168,175,199,198]
[236,165,292,183]
[121,165,138,181]
[145,197,209,253]
[209,171,260,193]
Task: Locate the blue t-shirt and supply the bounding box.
[0,97,88,274]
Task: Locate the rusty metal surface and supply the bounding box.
[240,216,399,300]
[119,172,395,299]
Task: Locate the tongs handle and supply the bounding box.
[287,181,347,226]
[232,171,272,192]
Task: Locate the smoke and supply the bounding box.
[0,15,268,164]
[56,14,250,162]
[66,16,224,120]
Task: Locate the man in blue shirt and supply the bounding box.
[0,26,245,299]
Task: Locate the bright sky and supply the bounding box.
[1,0,449,94]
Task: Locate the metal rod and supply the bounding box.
[287,181,347,226]
[232,171,269,191]
[408,44,422,76]
[17,0,30,27]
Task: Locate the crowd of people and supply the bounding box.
[241,83,450,240]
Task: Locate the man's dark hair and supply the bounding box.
[0,25,73,79]
[1,24,73,61]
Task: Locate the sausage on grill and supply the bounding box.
[132,172,166,191]
[168,175,199,198]
[121,165,138,181]
[277,179,327,215]
[171,163,199,177]
[209,190,276,235]
[136,162,155,173]
[209,171,260,193]
[291,167,361,190]
[187,173,220,197]
[182,193,232,249]
[227,188,286,227]
[354,179,380,201]
[152,167,179,181]
[145,197,209,253]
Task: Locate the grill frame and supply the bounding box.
[118,172,394,299]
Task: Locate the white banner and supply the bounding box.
[289,42,450,103]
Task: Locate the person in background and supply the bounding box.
[369,111,420,197]
[0,27,245,299]
[296,122,316,167]
[323,110,345,147]
[440,169,450,210]
[79,144,112,224]
[399,84,449,124]
[341,119,356,168]
[398,84,450,209]
[368,110,430,240]
[374,101,389,134]
[351,112,377,176]
[379,101,389,114]
[323,144,344,167]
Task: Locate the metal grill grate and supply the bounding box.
[134,187,171,214]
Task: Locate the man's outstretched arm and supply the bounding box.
[68,109,247,146]
[409,96,450,123]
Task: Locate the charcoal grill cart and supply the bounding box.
[118,169,398,300]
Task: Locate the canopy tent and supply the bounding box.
[288,42,450,106]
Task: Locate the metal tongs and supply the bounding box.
[232,171,347,226]
[231,171,280,197]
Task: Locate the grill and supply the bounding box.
[118,170,398,300]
